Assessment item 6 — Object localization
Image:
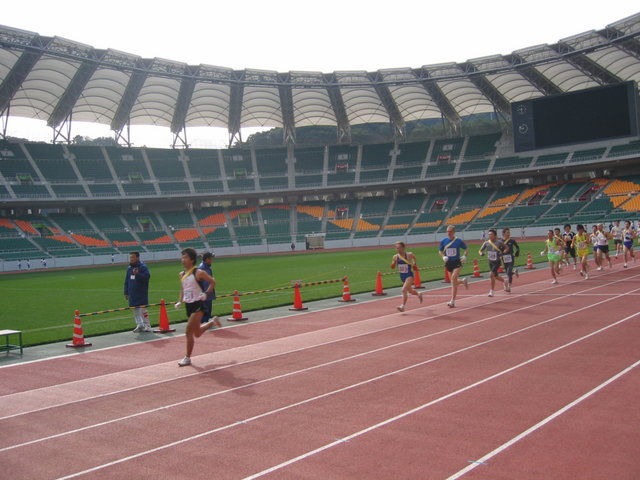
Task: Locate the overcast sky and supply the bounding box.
[2,0,638,147]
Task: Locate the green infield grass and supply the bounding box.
[0,241,544,346]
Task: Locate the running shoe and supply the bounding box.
[447,301,455,308]
[212,316,222,328]
[418,292,423,304]
[584,273,589,279]
[597,266,603,271]
[624,263,628,268]
[463,277,469,289]
[514,268,519,278]
[488,290,493,297]
[178,357,191,367]
[142,325,153,332]
[396,305,405,312]
[505,284,511,293]
[551,279,558,284]
[132,325,142,333]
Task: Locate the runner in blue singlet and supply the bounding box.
[390,241,423,312]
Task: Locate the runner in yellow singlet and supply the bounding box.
[571,224,590,280]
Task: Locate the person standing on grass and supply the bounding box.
[622,220,636,268]
[439,225,469,308]
[176,248,221,367]
[197,252,216,324]
[479,228,506,296]
[390,241,423,312]
[124,251,152,333]
[501,228,520,292]
[541,230,563,284]
[572,224,590,279]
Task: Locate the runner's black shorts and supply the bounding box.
[488,260,501,274]
[445,259,462,273]
[185,301,205,316]
[564,246,576,257]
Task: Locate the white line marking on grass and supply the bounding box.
[242,312,640,480]
[52,301,640,479]
[446,358,640,480]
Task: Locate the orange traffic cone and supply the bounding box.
[66,310,92,348]
[413,267,424,289]
[526,252,535,270]
[371,271,387,296]
[289,283,308,311]
[443,267,451,283]
[338,277,356,302]
[473,258,482,278]
[228,290,248,321]
[154,299,176,333]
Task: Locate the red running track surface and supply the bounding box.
[1,261,639,479]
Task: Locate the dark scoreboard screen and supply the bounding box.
[512,81,639,152]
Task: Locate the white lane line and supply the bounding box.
[242,312,640,480]
[54,303,640,479]
[446,358,640,479]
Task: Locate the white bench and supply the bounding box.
[0,330,23,355]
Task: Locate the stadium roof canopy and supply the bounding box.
[0,13,639,146]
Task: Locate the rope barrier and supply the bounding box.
[78,276,348,318]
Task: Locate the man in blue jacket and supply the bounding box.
[197,252,216,324]
[124,251,152,332]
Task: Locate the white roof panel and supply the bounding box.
[0,13,638,139]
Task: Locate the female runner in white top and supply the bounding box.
[176,248,221,366]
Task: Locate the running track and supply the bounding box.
[1,262,639,479]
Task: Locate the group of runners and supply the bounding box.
[542,220,636,283]
[391,221,637,311]
[175,220,636,366]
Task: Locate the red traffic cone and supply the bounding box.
[443,267,451,283]
[338,277,356,302]
[526,252,535,269]
[228,290,248,321]
[473,258,482,278]
[154,299,176,333]
[372,271,387,296]
[413,267,424,289]
[66,310,92,348]
[290,283,308,311]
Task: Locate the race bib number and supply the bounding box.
[488,251,498,261]
[578,241,586,249]
[445,248,457,257]
[503,254,512,263]
[398,264,409,274]
[184,291,194,302]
